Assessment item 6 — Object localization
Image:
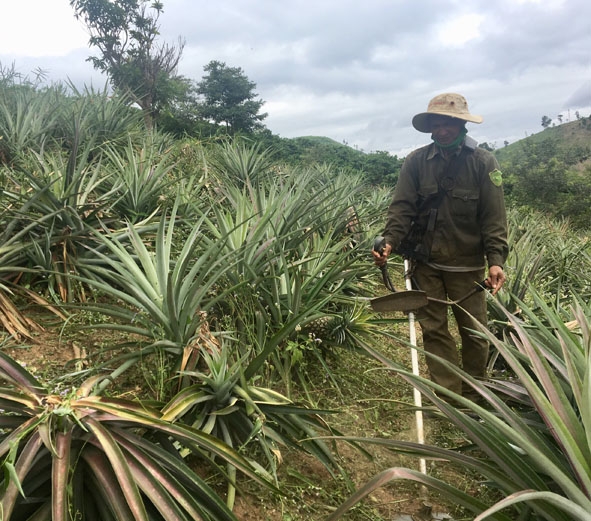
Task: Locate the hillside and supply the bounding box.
[494,118,591,166]
[262,133,404,185]
[492,118,591,228]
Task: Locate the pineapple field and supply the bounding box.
[1,74,591,521]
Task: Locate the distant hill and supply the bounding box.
[494,118,591,169]
[262,133,404,185]
[291,136,344,147]
[492,117,591,228]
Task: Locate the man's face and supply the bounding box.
[429,116,464,145]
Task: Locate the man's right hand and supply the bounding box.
[372,243,392,267]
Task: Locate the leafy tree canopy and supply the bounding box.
[70,0,190,128]
[196,60,268,134]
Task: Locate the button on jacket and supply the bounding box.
[383,139,508,269]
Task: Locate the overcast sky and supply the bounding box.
[1,0,590,156]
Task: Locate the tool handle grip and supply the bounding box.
[373,236,397,292]
[373,236,386,254]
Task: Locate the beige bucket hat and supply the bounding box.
[412,93,483,133]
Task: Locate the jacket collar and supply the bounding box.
[426,138,474,161]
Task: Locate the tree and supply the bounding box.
[70,0,189,129]
[541,115,552,128]
[196,60,267,134]
[362,150,402,186]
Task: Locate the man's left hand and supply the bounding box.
[486,265,506,296]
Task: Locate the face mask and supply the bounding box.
[432,127,468,149]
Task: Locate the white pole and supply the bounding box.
[404,258,427,475]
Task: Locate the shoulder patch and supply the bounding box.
[489,169,503,187]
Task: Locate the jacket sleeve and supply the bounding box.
[478,153,509,268]
[383,153,419,250]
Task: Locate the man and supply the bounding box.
[372,93,508,401]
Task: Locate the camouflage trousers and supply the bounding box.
[413,263,489,398]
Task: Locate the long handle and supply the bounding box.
[404,258,427,476]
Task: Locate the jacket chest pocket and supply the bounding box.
[450,189,479,219]
[416,185,439,208]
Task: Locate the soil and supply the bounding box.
[1,311,478,521]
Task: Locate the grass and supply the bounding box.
[226,329,488,521]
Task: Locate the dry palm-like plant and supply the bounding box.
[0,282,67,341]
[0,285,43,341]
[0,349,273,521]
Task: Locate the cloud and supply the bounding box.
[436,13,485,47]
[1,0,590,156]
[0,0,87,56]
[565,81,591,109]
